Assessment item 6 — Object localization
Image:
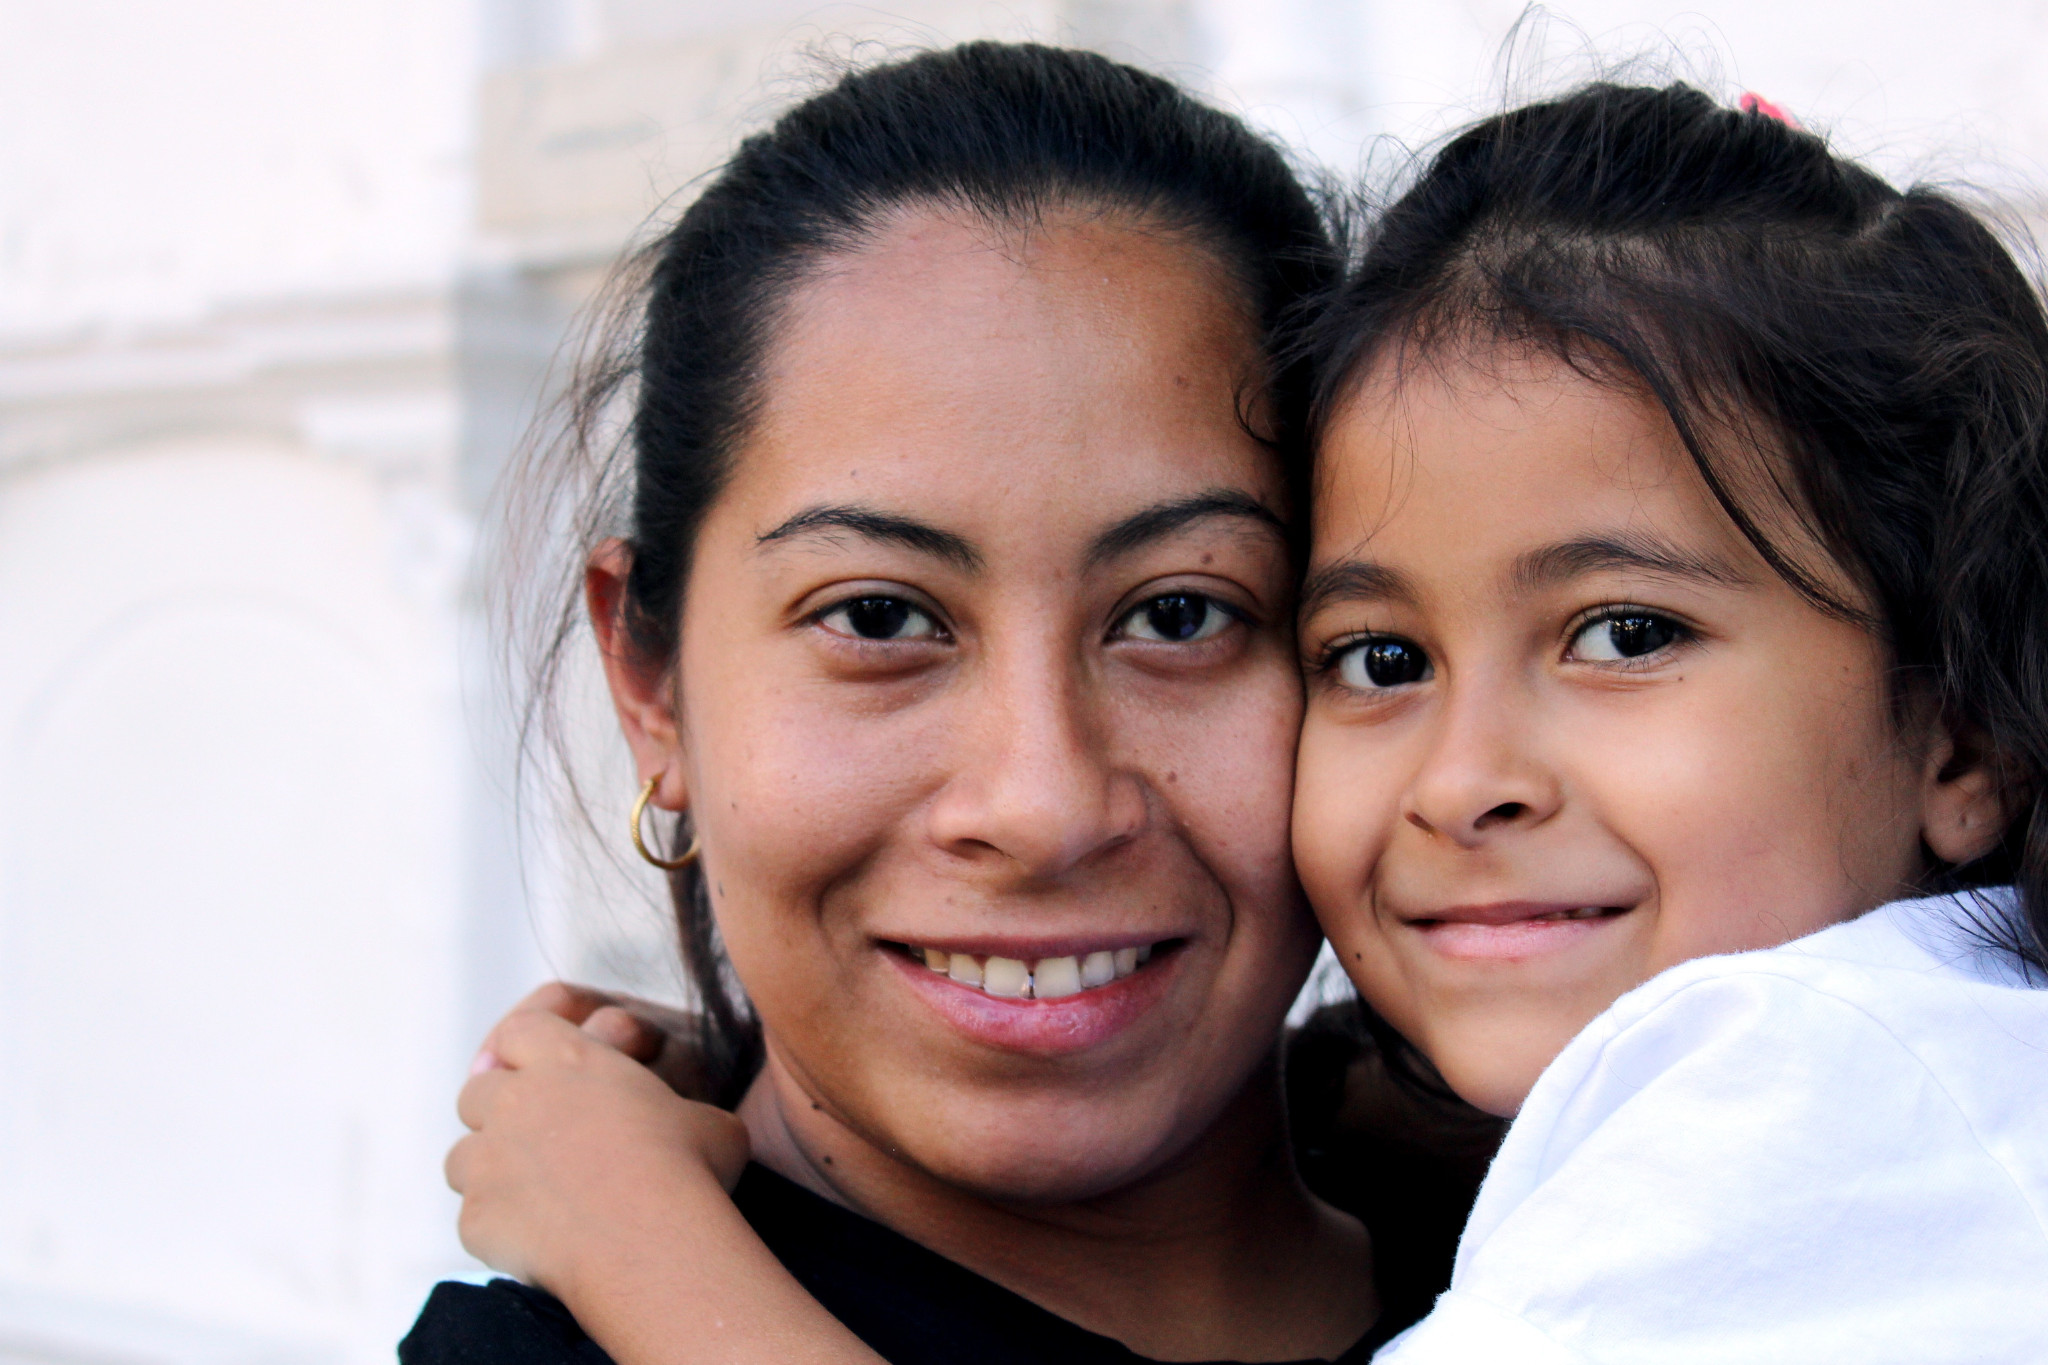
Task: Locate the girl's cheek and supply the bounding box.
[1290,715,1397,933]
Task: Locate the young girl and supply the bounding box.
[443,81,2048,1362]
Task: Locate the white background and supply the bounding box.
[0,1,2043,1360]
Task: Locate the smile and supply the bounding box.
[1403,902,1635,961]
[890,941,1163,999]
[881,936,1184,1055]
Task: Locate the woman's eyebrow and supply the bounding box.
[1511,534,1751,593]
[756,504,983,572]
[1086,490,1287,567]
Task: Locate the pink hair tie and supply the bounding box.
[1739,92,1800,128]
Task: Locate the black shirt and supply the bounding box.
[401,1164,1401,1365]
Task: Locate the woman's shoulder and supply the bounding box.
[398,1279,613,1365]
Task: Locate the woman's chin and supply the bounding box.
[917,1132,1176,1205]
[859,1084,1206,1205]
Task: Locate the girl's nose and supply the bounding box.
[1401,678,1561,847]
[925,658,1148,880]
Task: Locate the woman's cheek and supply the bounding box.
[690,684,936,931]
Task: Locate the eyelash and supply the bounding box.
[1563,604,1698,667]
[1111,591,1249,645]
[810,592,951,644]
[1308,605,1698,685]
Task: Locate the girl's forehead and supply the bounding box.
[1306,343,1871,620]
[1318,349,1712,533]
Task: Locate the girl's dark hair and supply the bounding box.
[1307,81,2048,972]
[517,42,1336,1104]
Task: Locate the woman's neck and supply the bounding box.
[738,1045,1376,1364]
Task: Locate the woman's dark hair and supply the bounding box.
[514,42,1337,1104]
[1306,81,2048,972]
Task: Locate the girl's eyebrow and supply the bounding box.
[1298,533,1749,621]
[1298,560,1416,618]
[1510,535,1751,593]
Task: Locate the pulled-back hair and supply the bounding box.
[517,42,1336,1103]
[1307,81,2048,971]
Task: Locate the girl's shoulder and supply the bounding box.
[1384,892,2048,1365]
[1505,888,2048,1206]
[1548,889,2048,1119]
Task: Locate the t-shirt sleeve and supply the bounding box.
[398,1279,617,1365]
[1375,972,2048,1365]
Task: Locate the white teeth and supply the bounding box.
[1034,955,1083,999]
[983,956,1031,998]
[908,941,1162,998]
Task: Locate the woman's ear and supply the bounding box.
[588,539,688,809]
[1919,717,2009,866]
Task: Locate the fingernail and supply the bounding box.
[469,1049,501,1076]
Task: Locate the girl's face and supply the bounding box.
[601,210,1318,1200]
[1294,346,1998,1116]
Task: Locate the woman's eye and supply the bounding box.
[1333,637,1433,690]
[1119,593,1235,644]
[818,596,942,641]
[1570,613,1685,662]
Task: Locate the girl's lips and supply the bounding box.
[884,943,1180,1056]
[1403,902,1634,961]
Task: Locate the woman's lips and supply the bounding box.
[1402,902,1634,961]
[882,938,1180,1056]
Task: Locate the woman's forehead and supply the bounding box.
[721,211,1280,541]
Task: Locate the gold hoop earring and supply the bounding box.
[630,774,700,871]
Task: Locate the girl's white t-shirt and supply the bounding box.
[1376,889,2048,1364]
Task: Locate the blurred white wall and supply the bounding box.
[0,1,2042,1361]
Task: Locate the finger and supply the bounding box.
[690,1103,753,1191]
[445,1131,477,1194]
[582,1004,659,1061]
[466,982,616,1072]
[616,998,706,1044]
[511,980,624,1027]
[485,1007,593,1072]
[456,1066,514,1131]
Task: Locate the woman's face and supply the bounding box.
[610,209,1317,1201]
[1292,346,2000,1116]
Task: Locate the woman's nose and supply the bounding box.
[925,660,1148,880]
[1401,678,1561,847]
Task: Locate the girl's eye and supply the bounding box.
[1333,637,1433,690]
[818,596,942,642]
[1119,593,1235,644]
[1570,612,1686,662]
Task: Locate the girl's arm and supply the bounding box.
[450,1006,885,1365]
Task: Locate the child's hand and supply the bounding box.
[482,981,718,1101]
[445,1007,750,1300]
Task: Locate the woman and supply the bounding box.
[407,41,1419,1365]
[464,79,2048,1365]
